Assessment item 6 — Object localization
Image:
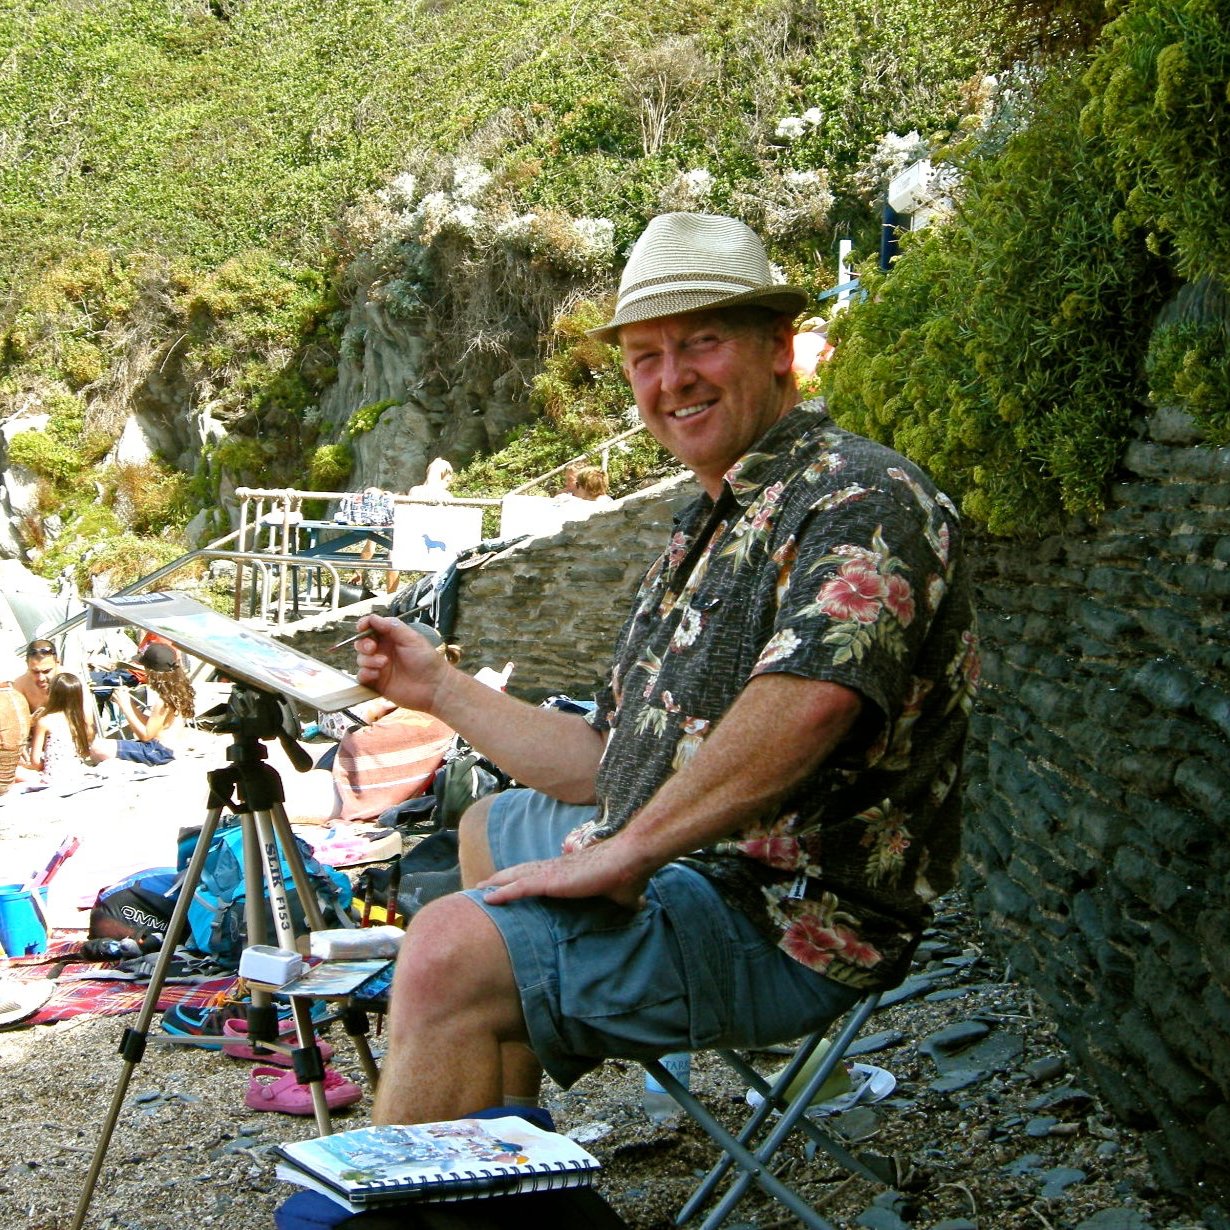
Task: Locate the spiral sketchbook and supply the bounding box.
[275,1116,601,1210]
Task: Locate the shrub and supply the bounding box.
[102,460,195,535]
[1083,0,1230,287]
[346,399,398,437]
[309,441,353,490]
[1145,277,1230,443]
[819,62,1169,535]
[7,429,83,484]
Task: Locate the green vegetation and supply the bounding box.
[820,65,1170,534]
[1,0,1222,571]
[346,399,399,438]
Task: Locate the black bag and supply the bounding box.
[89,870,179,944]
[357,829,462,922]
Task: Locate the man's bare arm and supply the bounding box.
[354,613,604,803]
[479,671,864,908]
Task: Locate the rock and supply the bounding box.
[879,974,937,1007]
[1039,1166,1087,1198]
[918,1020,991,1058]
[848,1030,907,1056]
[930,1069,987,1093]
[1002,1152,1046,1176]
[1026,1115,1059,1136]
[1024,1055,1068,1083]
[1075,1208,1152,1228]
[833,1105,882,1142]
[1027,1085,1095,1113]
[856,1206,911,1230]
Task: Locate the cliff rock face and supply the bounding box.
[317,249,549,497]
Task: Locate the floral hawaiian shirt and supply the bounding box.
[574,400,979,990]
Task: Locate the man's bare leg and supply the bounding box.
[372,892,538,1123]
[454,794,542,1103]
[457,794,497,887]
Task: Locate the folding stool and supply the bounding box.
[642,990,885,1230]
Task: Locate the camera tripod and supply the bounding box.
[72,684,381,1230]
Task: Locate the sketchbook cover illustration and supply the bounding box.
[84,591,376,713]
[275,1115,600,1208]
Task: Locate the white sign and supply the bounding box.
[390,503,483,572]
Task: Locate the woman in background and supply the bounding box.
[92,642,195,767]
[29,672,93,786]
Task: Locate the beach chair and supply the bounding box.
[641,990,885,1230]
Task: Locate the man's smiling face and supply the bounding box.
[620,309,796,499]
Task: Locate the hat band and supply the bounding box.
[618,270,769,313]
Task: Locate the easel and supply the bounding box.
[71,683,380,1230]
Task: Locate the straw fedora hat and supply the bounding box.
[589,213,809,344]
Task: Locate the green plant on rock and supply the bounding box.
[346,399,398,437]
[7,429,85,486]
[101,460,195,536]
[309,441,353,491]
[453,297,666,500]
[1082,0,1230,287]
[1146,277,1230,443]
[819,62,1169,536]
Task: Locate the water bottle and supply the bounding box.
[642,1052,691,1125]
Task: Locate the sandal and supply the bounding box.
[244,1066,363,1115]
[221,1017,335,1067]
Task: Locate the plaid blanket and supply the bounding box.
[2,938,237,1026]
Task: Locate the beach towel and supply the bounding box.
[332,711,453,823]
[1,939,236,1027]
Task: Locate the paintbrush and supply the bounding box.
[386,862,402,929]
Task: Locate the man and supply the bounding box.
[13,639,60,713]
[354,213,978,1125]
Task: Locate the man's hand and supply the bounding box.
[353,614,450,712]
[477,836,652,912]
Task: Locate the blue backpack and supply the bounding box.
[177,822,353,967]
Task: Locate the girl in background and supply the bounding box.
[29,672,93,786]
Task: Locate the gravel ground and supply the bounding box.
[0,894,1211,1230]
[0,741,1212,1230]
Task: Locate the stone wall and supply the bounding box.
[285,473,698,699]
[962,407,1230,1224]
[449,475,697,701]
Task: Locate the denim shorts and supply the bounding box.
[464,789,861,1090]
[114,739,175,766]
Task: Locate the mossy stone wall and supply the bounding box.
[962,405,1230,1221]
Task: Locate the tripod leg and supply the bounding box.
[271,803,380,1091]
[251,806,334,1134]
[71,804,228,1230]
[270,801,330,933]
[240,810,279,1051]
[341,1005,382,1092]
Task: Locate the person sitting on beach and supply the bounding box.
[13,639,60,714]
[29,672,94,787]
[91,643,196,767]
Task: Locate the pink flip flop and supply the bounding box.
[244,1066,363,1115]
[221,1017,335,1067]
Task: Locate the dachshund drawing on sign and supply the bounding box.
[422,532,448,555]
